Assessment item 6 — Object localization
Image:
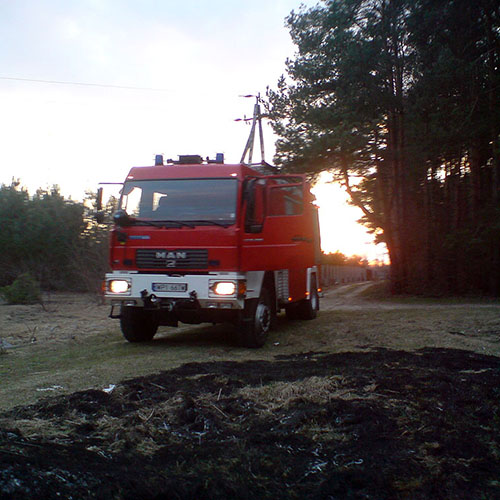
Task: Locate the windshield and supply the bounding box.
[119,178,238,225]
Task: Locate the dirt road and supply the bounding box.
[1,284,500,499]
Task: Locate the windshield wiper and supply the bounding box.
[114,211,195,228]
[129,218,161,227]
[114,210,229,228]
[185,219,231,227]
[137,219,195,228]
[146,219,230,228]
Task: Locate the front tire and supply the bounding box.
[120,307,159,342]
[238,288,273,348]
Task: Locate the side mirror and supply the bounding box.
[96,187,103,211]
[113,210,132,227]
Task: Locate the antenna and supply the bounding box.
[237,94,266,165]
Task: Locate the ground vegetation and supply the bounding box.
[1,285,499,498]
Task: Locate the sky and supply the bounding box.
[0,0,387,262]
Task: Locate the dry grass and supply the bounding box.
[2,336,499,499]
[236,376,353,411]
[1,285,500,412]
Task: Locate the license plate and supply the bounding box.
[152,283,187,292]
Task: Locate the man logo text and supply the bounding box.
[155,251,187,260]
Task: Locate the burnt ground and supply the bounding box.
[2,347,500,499]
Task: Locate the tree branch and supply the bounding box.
[341,166,383,229]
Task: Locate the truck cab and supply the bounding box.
[104,154,320,347]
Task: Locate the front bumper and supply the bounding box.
[104,272,246,310]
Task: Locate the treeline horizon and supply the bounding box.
[0,182,112,293]
[268,0,500,296]
[321,251,385,268]
[0,182,377,295]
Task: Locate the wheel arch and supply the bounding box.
[307,266,319,296]
[263,271,277,316]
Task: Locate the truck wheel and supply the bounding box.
[120,307,159,342]
[297,278,319,320]
[238,288,273,348]
[285,304,299,320]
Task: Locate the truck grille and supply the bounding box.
[136,249,208,269]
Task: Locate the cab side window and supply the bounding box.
[268,185,303,216]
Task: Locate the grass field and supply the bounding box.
[1,284,500,498]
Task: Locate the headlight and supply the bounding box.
[211,281,236,296]
[108,279,131,294]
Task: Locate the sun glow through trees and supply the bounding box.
[312,172,388,264]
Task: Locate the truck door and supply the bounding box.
[241,176,316,299]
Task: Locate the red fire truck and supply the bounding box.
[102,153,321,347]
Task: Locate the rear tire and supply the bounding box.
[238,288,273,348]
[285,303,299,320]
[297,279,319,320]
[120,307,159,342]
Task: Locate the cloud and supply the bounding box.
[59,18,83,40]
